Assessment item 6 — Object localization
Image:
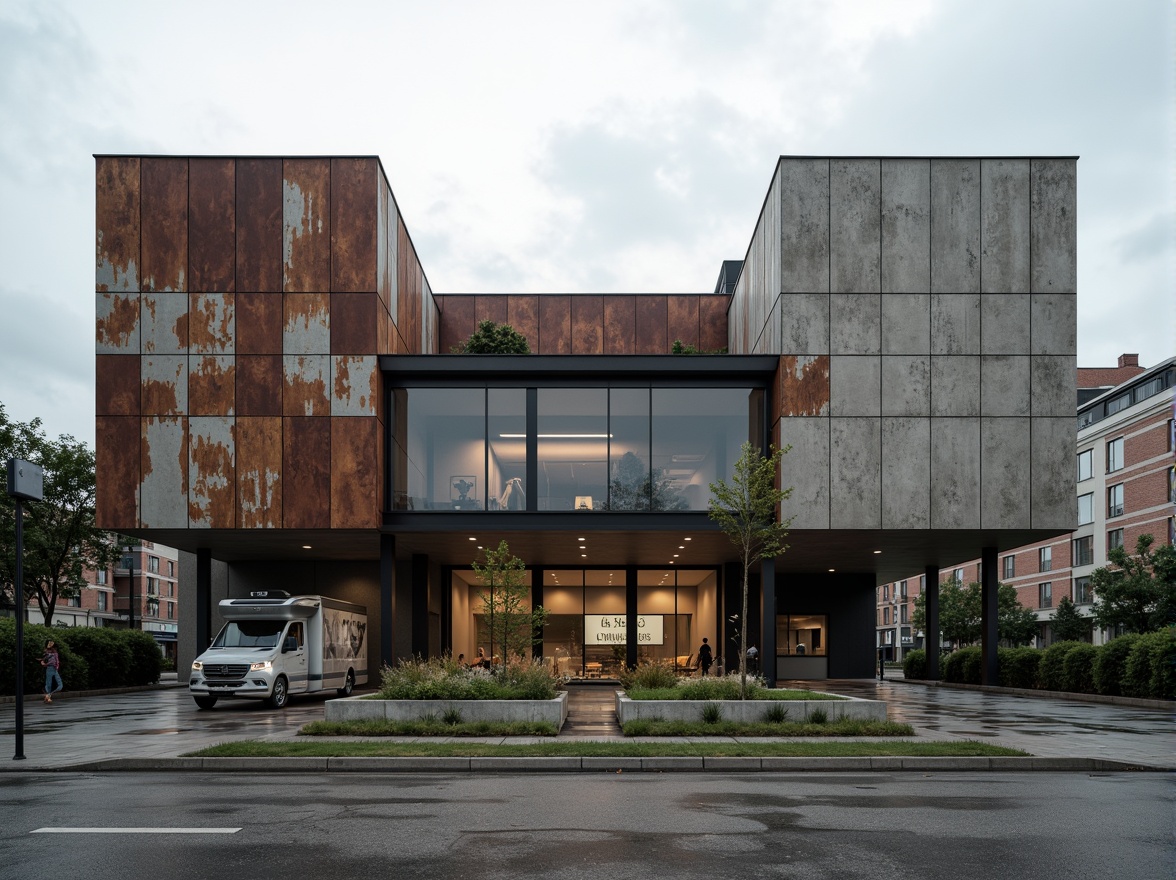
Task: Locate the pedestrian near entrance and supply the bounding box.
[41,639,62,703]
[697,637,713,675]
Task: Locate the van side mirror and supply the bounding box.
[282,636,298,653]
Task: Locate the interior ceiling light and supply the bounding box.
[684,537,692,541]
[671,454,704,463]
[673,554,679,558]
[828,568,835,572]
[679,545,684,549]
[873,550,882,555]
[302,545,312,549]
[468,537,476,541]
[500,433,612,439]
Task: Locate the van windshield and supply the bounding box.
[211,621,285,649]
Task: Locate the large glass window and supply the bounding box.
[652,388,751,511]
[777,614,827,656]
[488,388,527,510]
[404,388,486,510]
[1076,449,1092,482]
[538,388,608,511]
[1108,484,1124,518]
[1078,493,1094,525]
[1073,535,1093,567]
[607,388,650,510]
[1106,437,1124,473]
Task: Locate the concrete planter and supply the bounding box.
[615,690,886,725]
[326,690,568,728]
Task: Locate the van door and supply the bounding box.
[283,621,309,693]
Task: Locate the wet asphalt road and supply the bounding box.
[1,771,1172,879]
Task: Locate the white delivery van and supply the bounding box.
[189,591,367,709]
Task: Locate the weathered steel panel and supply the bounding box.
[377,300,392,357]
[141,355,187,415]
[141,158,188,291]
[396,219,413,349]
[331,417,380,528]
[96,355,141,416]
[96,292,141,354]
[439,295,475,353]
[284,292,331,355]
[236,416,282,529]
[332,355,379,416]
[236,292,283,354]
[236,355,283,416]
[236,158,283,292]
[141,416,188,529]
[476,295,509,327]
[571,295,604,355]
[538,295,572,354]
[189,158,236,292]
[188,416,236,528]
[667,296,699,350]
[699,295,728,352]
[331,158,378,292]
[141,292,188,354]
[634,295,667,354]
[283,417,330,528]
[376,179,393,310]
[508,295,540,352]
[284,354,330,416]
[96,157,140,292]
[778,355,830,417]
[603,296,635,354]
[188,355,236,416]
[330,292,379,355]
[283,159,331,292]
[95,416,140,528]
[189,292,235,354]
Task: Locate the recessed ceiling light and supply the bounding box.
[302,545,312,550]
[468,537,476,541]
[828,568,835,572]
[684,537,692,541]
[673,554,679,558]
[873,550,882,555]
[678,545,684,549]
[581,554,587,558]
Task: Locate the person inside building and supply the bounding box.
[795,642,806,655]
[697,637,713,675]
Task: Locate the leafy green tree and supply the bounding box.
[1050,595,1091,643]
[0,403,117,625]
[452,320,530,354]
[471,540,547,674]
[912,580,1036,647]
[1091,534,1176,633]
[998,583,1040,647]
[708,442,792,698]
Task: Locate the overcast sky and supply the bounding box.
[1,0,1172,448]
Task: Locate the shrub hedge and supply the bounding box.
[0,619,162,694]
[1038,641,1085,691]
[1061,643,1098,694]
[1122,629,1176,699]
[942,646,982,684]
[902,649,927,680]
[1092,633,1140,696]
[998,647,1041,689]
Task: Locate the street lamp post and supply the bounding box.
[126,542,136,631]
[7,458,44,761]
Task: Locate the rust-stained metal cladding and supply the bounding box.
[188,158,236,292]
[331,417,379,529]
[236,416,282,528]
[283,158,331,292]
[331,355,378,417]
[330,292,379,354]
[141,355,187,415]
[571,295,604,354]
[283,354,329,416]
[331,158,378,292]
[236,159,283,292]
[376,178,392,310]
[507,295,539,352]
[439,295,475,353]
[95,157,140,292]
[236,291,283,354]
[422,276,438,353]
[236,355,283,416]
[188,415,235,528]
[603,296,636,354]
[699,294,729,352]
[538,295,572,354]
[395,219,417,352]
[376,299,392,356]
[667,295,700,350]
[476,295,508,327]
[95,416,140,528]
[635,295,668,354]
[141,292,189,353]
[96,292,140,353]
[141,158,188,292]
[284,292,330,355]
[778,355,831,417]
[141,416,188,528]
[96,355,141,416]
[188,355,236,416]
[283,417,330,528]
[189,292,235,354]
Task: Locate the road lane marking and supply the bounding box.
[32,828,241,834]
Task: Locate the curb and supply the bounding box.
[0,682,184,705]
[889,678,1174,710]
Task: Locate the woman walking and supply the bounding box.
[41,639,63,703]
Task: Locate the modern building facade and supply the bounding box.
[94,154,1079,682]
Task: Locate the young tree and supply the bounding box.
[708,442,792,699]
[998,583,1039,646]
[1050,595,1091,643]
[471,540,547,674]
[1091,534,1176,633]
[452,320,531,354]
[0,404,118,625]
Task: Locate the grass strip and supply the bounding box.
[187,739,1027,759]
[302,719,558,737]
[621,719,913,737]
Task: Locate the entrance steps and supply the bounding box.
[560,683,622,737]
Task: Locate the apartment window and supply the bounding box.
[900,605,908,624]
[146,598,159,618]
[1106,393,1130,416]
[1106,437,1124,473]
[1134,375,1166,402]
[67,594,81,608]
[1078,493,1094,525]
[1039,546,1052,572]
[1076,449,1092,482]
[167,560,175,577]
[883,607,890,625]
[883,584,890,601]
[167,602,175,620]
[1108,484,1124,518]
[1002,555,1015,580]
[146,577,159,596]
[96,569,107,586]
[1169,466,1176,504]
[952,568,964,584]
[147,555,159,573]
[1073,535,1093,567]
[97,591,107,612]
[168,583,175,598]
[1038,582,1052,608]
[1168,419,1174,453]
[899,580,908,599]
[1107,528,1124,552]
[1073,576,1092,604]
[919,575,925,590]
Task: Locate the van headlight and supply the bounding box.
[250,660,272,671]
[191,661,203,671]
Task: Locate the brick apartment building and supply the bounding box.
[877,353,1175,659]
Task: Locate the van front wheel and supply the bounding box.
[194,696,218,710]
[267,675,289,709]
[337,669,355,697]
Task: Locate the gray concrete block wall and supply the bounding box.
[779,417,829,529]
[830,418,881,529]
[980,417,1031,528]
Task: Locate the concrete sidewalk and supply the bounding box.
[1,679,1171,773]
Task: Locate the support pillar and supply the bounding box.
[625,566,638,670]
[195,548,212,652]
[380,535,395,667]
[924,565,940,680]
[411,553,429,658]
[760,556,776,686]
[981,546,998,685]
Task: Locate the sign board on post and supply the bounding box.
[584,614,664,645]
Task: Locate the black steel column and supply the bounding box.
[760,556,776,687]
[195,548,211,652]
[13,498,26,760]
[625,566,638,670]
[981,546,998,685]
[380,534,396,667]
[411,553,429,657]
[924,565,940,680]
